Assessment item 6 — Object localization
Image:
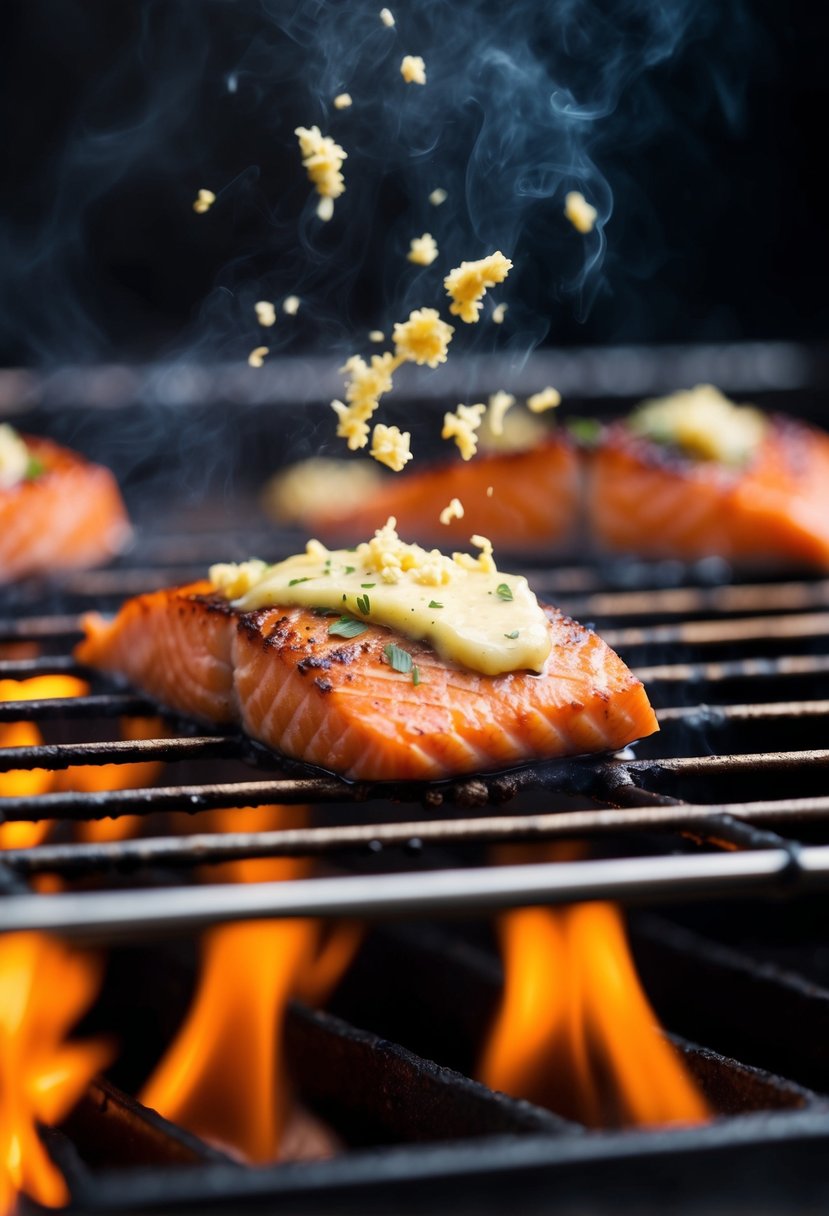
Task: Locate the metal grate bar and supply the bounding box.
[0,615,82,641]
[634,654,829,684]
[602,611,829,649]
[656,700,829,724]
[0,694,156,722]
[555,579,829,621]
[0,849,811,941]
[0,656,86,679]
[4,795,821,877]
[0,736,240,773]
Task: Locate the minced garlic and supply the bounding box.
[564,191,597,234]
[392,307,454,367]
[492,302,507,324]
[369,330,385,343]
[429,187,447,206]
[370,423,413,472]
[255,301,276,328]
[331,400,371,451]
[444,252,513,323]
[629,384,767,466]
[442,403,486,461]
[400,55,426,84]
[283,295,301,315]
[222,518,551,676]
[527,386,561,413]
[193,188,216,214]
[295,126,347,221]
[380,7,395,26]
[407,233,439,266]
[0,424,30,490]
[248,346,269,369]
[487,390,515,437]
[333,93,352,109]
[439,497,464,525]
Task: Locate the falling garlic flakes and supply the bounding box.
[283,295,301,315]
[333,93,353,110]
[487,391,516,437]
[439,497,464,526]
[295,125,347,222]
[564,191,598,234]
[193,188,216,214]
[444,252,512,323]
[400,55,426,85]
[254,301,276,328]
[407,233,439,267]
[371,423,413,472]
[248,346,269,369]
[492,302,507,324]
[429,187,448,206]
[527,386,562,413]
[380,7,395,26]
[369,330,385,342]
[442,403,486,461]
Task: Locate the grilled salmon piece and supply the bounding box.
[588,418,829,566]
[0,437,130,583]
[303,437,580,552]
[77,582,658,782]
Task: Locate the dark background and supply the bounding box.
[1,0,828,369]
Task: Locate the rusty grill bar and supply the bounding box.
[2,531,829,939]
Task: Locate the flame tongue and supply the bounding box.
[0,934,111,1211]
[140,808,361,1163]
[480,901,709,1128]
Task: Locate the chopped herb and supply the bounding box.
[288,577,311,586]
[384,642,413,674]
[25,455,44,480]
[428,600,444,609]
[496,583,514,601]
[504,630,519,639]
[565,416,602,446]
[344,565,355,574]
[313,606,341,617]
[356,593,371,615]
[361,583,376,589]
[342,593,347,602]
[328,615,368,638]
[412,665,421,686]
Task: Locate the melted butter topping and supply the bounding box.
[629,384,767,467]
[210,518,551,676]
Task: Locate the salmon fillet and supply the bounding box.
[588,417,829,565]
[0,437,130,583]
[304,437,581,552]
[76,582,658,781]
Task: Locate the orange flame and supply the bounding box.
[140,807,361,1162]
[0,933,111,1212]
[0,676,165,845]
[480,899,709,1127]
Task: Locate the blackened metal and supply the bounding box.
[0,693,155,721]
[635,654,829,685]
[602,611,829,649]
[0,735,241,774]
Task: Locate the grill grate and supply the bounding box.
[2,521,829,940]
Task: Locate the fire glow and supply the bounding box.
[480,900,709,1127]
[140,807,362,1163]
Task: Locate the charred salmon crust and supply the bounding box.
[76,581,658,782]
[0,436,130,583]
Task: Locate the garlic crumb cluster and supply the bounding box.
[452,534,496,575]
[444,252,513,323]
[283,295,301,315]
[208,559,270,599]
[379,7,395,27]
[487,391,516,437]
[564,191,598,234]
[429,187,447,206]
[333,93,352,110]
[255,301,276,328]
[400,55,426,84]
[492,302,507,324]
[392,307,454,368]
[370,423,413,472]
[295,126,347,222]
[442,403,486,461]
[527,386,561,413]
[248,346,269,369]
[439,497,464,526]
[193,189,216,214]
[355,517,497,587]
[407,233,439,266]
